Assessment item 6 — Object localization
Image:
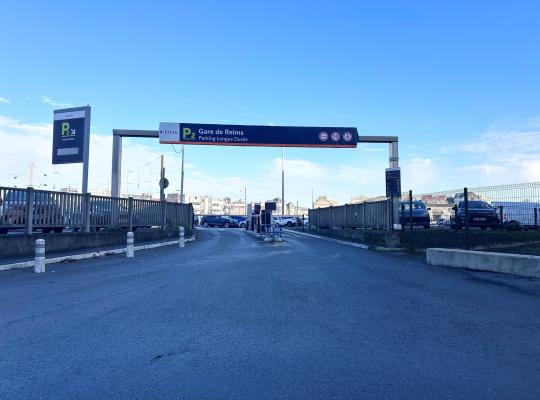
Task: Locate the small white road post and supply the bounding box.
[126,232,134,258]
[34,239,46,273]
[179,226,185,248]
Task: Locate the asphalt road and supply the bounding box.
[1,228,539,399]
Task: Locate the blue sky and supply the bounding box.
[1,1,539,205]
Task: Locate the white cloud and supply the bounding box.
[0,115,262,201]
[401,157,440,190]
[2,113,538,206]
[0,97,10,104]
[458,164,506,176]
[40,95,73,108]
[452,123,540,184]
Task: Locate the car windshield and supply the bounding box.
[466,201,491,209]
[402,201,426,210]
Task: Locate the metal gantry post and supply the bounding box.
[111,133,122,198]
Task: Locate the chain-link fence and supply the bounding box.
[401,182,540,255]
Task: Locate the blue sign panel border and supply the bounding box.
[385,168,401,198]
[52,106,91,165]
[161,123,358,148]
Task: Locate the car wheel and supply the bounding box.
[224,222,230,228]
[203,222,209,227]
[286,221,293,227]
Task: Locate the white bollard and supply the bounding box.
[34,239,46,273]
[179,226,185,248]
[126,231,134,258]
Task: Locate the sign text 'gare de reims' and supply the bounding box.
[159,122,359,148]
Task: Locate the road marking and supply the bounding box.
[283,230,369,249]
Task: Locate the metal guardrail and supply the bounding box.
[0,186,193,234]
[308,199,398,231]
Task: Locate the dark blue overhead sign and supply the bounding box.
[159,122,358,148]
[52,106,91,164]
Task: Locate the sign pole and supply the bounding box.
[82,106,91,194]
[180,145,185,203]
[281,147,285,215]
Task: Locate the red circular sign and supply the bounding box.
[319,131,329,141]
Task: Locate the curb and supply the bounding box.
[283,229,369,249]
[243,229,281,242]
[0,236,195,272]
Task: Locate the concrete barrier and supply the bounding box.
[426,248,540,279]
[0,227,191,259]
[0,236,196,272]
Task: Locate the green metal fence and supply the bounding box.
[402,182,540,255]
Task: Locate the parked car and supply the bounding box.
[272,216,298,227]
[437,218,448,226]
[200,215,238,228]
[226,215,247,228]
[399,200,431,229]
[451,200,500,229]
[0,190,65,234]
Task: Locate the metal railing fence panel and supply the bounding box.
[0,186,193,233]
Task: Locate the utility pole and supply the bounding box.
[180,145,185,203]
[281,147,285,215]
[160,155,165,202]
[244,186,247,216]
